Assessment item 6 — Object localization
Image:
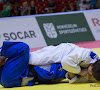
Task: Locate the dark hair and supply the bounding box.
[83,1,86,4]
[92,59,100,81]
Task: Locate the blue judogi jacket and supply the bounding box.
[0,41,67,88]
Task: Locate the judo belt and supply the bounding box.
[28,65,39,84]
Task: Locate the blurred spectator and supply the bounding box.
[0,0,3,2]
[80,0,91,3]
[79,1,88,10]
[6,0,11,3]
[97,0,100,9]
[11,0,20,5]
[62,5,70,12]
[42,7,54,13]
[0,0,99,18]
[9,4,15,17]
[76,0,81,10]
[89,5,96,9]
[0,5,9,17]
[0,1,3,12]
[1,0,11,3]
[48,0,56,13]
[5,1,10,11]
[86,0,91,2]
[69,2,76,11]
[47,8,54,13]
[86,1,91,9]
[42,8,48,14]
[14,2,21,16]
[29,0,37,15]
[21,1,30,16]
[90,0,97,7]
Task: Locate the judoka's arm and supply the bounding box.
[78,68,91,80]
[68,72,75,79]
[66,68,91,83]
[67,71,86,80]
[61,55,81,74]
[65,72,78,83]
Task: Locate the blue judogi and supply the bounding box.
[0,41,67,88]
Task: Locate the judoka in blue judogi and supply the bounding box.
[0,41,67,88]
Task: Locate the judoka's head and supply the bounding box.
[79,61,100,81]
[0,56,6,66]
[91,59,100,82]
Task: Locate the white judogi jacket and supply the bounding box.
[29,43,99,83]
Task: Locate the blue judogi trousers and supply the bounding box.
[0,41,67,88]
[0,41,30,87]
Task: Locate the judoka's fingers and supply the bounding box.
[78,69,88,76]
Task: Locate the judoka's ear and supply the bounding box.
[88,64,93,75]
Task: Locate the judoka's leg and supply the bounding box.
[0,41,30,88]
[1,41,28,57]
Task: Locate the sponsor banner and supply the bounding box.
[36,13,95,45]
[0,17,47,48]
[84,11,100,40]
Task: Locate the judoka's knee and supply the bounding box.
[1,73,22,88]
[1,75,12,88]
[18,42,30,54]
[22,42,29,51]
[1,42,30,57]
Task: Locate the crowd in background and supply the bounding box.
[0,0,100,18]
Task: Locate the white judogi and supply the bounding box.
[29,43,99,83]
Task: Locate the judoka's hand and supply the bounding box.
[78,69,92,80]
[84,73,91,80]
[68,72,75,80]
[78,69,88,76]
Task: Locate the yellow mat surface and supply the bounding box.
[0,48,100,90]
